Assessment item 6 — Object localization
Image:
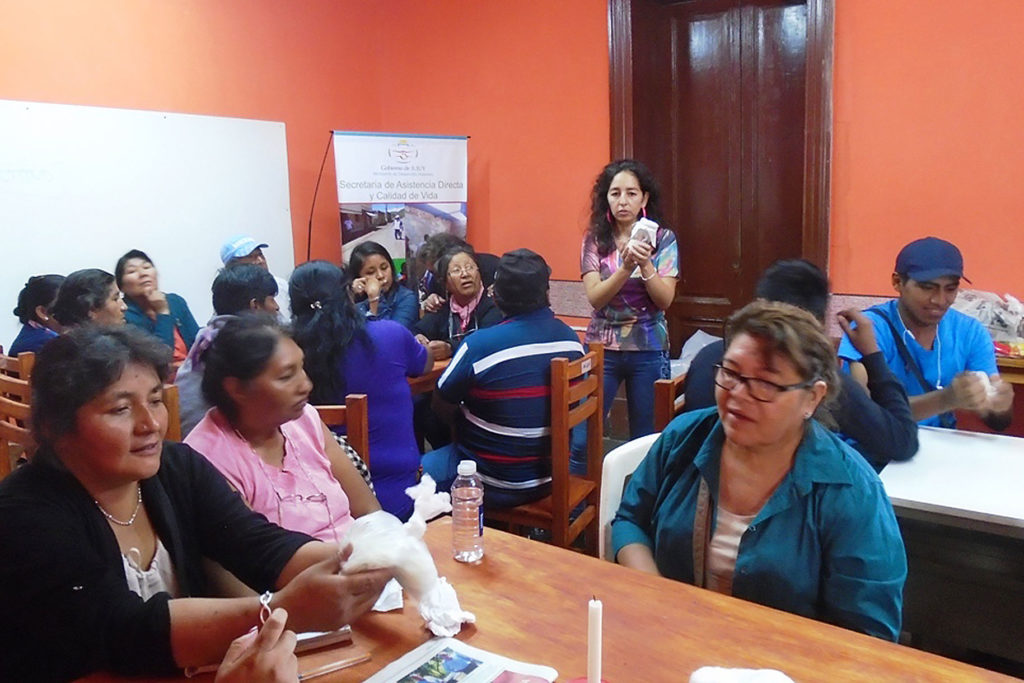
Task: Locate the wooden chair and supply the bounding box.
[654,372,687,431]
[314,393,370,466]
[0,351,36,383]
[487,343,604,555]
[162,384,182,442]
[0,371,33,479]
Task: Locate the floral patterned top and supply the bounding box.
[580,227,679,352]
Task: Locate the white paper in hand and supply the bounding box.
[340,477,474,635]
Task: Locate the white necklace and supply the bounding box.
[96,486,143,526]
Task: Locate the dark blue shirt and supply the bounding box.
[436,307,584,494]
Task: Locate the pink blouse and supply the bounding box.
[185,404,354,543]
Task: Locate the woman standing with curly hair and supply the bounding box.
[581,159,679,443]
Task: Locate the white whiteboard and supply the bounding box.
[0,99,294,348]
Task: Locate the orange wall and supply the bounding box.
[831,0,1024,297]
[0,0,609,279]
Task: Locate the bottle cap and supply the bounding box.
[457,460,477,476]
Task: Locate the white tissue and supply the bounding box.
[690,667,795,683]
[973,370,998,398]
[341,476,474,635]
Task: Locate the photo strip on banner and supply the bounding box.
[333,131,468,287]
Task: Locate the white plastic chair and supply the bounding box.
[598,433,660,561]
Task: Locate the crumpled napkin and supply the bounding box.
[342,475,475,636]
[690,667,794,683]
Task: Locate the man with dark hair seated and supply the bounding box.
[837,237,1013,431]
[422,249,585,506]
[682,259,918,471]
[175,265,280,435]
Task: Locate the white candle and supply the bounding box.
[588,597,602,683]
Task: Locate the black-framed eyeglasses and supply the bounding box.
[713,364,817,403]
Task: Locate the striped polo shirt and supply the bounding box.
[435,307,584,492]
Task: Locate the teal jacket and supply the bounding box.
[124,292,199,351]
[612,408,907,641]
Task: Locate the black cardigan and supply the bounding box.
[0,443,313,682]
[413,293,503,348]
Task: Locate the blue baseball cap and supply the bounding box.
[894,237,971,283]
[220,235,269,265]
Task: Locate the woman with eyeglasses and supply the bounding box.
[612,301,907,641]
[412,244,503,360]
[185,313,382,541]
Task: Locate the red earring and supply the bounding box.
[606,209,613,224]
[641,207,647,218]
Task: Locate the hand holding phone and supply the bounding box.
[629,217,659,246]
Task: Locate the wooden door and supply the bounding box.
[610,0,832,355]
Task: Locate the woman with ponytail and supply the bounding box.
[289,261,432,520]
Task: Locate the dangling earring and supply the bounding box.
[641,207,647,219]
[606,209,613,225]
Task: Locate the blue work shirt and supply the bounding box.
[612,408,907,641]
[837,298,997,428]
[356,284,419,330]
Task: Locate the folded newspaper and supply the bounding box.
[364,638,557,683]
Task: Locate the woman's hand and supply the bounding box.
[274,549,391,632]
[351,277,368,299]
[626,239,654,268]
[837,309,880,356]
[616,543,661,576]
[215,608,297,683]
[427,340,452,360]
[144,285,170,315]
[422,293,445,313]
[364,277,381,301]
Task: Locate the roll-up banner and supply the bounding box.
[333,131,468,281]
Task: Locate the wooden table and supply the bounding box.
[996,356,1024,385]
[340,518,1010,682]
[408,359,449,395]
[879,427,1024,666]
[89,517,1013,682]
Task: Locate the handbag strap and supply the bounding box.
[692,477,713,589]
[870,307,956,428]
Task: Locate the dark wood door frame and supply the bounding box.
[607,0,834,271]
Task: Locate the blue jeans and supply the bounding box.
[570,349,669,475]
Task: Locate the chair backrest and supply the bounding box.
[549,342,604,535]
[314,393,370,466]
[163,384,182,442]
[0,351,36,383]
[654,372,687,431]
[0,372,34,479]
[599,432,660,561]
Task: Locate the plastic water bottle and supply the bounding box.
[451,460,484,563]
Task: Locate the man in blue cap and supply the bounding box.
[220,234,290,319]
[838,236,1013,430]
